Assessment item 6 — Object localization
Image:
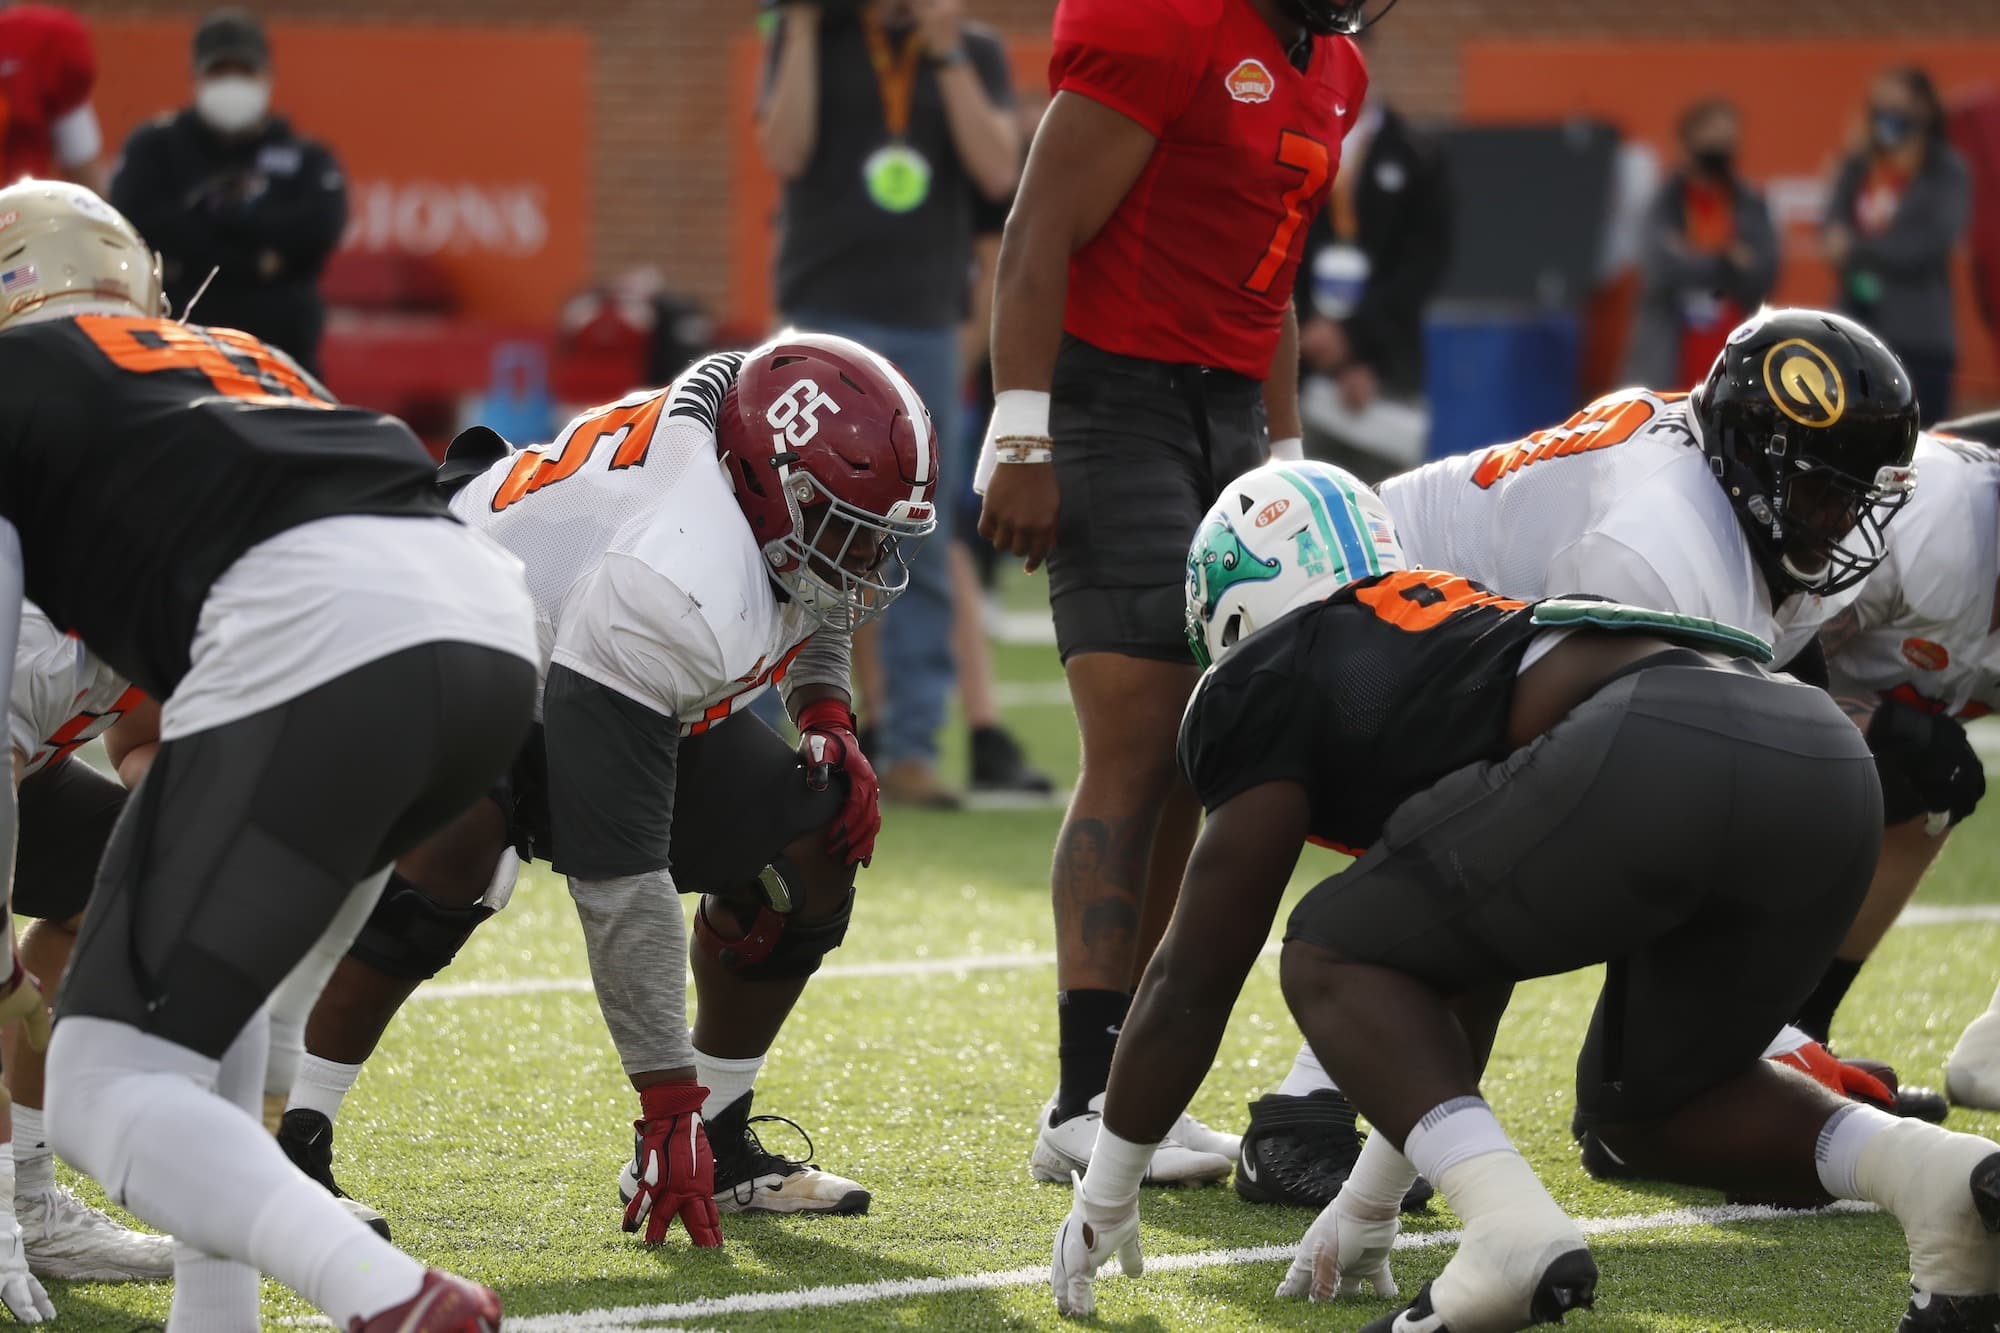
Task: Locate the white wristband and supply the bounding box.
[1269,436,1305,462]
[989,389,1053,453]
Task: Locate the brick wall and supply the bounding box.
[71,0,2000,319]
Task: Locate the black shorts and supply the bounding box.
[57,642,536,1058]
[1284,659,1883,1124]
[15,759,128,923]
[1047,336,1268,664]
[501,665,841,891]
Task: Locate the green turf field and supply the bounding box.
[38,596,2000,1331]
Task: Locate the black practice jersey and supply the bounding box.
[0,315,446,698]
[1179,569,1543,852]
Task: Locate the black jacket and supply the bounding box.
[112,110,348,374]
[1294,106,1452,399]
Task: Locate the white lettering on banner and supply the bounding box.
[342,181,550,257]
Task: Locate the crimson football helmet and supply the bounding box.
[719,331,939,631]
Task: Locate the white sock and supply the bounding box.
[266,873,392,1100]
[694,1049,765,1121]
[1404,1097,1514,1183]
[1815,1103,1897,1200]
[1080,1127,1156,1225]
[168,1243,260,1333]
[10,1107,51,1195]
[1342,1130,1420,1221]
[46,1015,423,1328]
[1277,1041,1341,1098]
[288,1055,362,1124]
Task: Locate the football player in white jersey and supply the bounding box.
[1235,308,1925,1209]
[1796,417,2000,1105]
[0,607,173,1309]
[264,332,938,1247]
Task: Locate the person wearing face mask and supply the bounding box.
[1623,98,1779,391]
[109,8,347,375]
[1823,67,1970,428]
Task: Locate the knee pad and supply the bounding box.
[347,871,497,981]
[693,859,853,982]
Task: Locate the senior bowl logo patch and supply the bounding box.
[1902,637,1950,672]
[1225,58,1275,104]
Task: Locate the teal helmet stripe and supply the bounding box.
[1281,469,1376,580]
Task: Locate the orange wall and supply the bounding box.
[1462,40,2000,400]
[89,20,590,324]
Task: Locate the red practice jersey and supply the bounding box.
[0,5,95,180]
[1051,0,1364,379]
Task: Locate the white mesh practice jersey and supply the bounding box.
[1380,387,1848,666]
[9,602,141,778]
[449,353,818,732]
[1825,433,2000,719]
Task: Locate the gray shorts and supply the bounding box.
[1046,336,1268,664]
[1284,659,1883,1122]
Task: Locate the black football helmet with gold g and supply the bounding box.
[1695,308,1918,597]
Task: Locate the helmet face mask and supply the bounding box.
[778,475,927,634]
[1185,459,1406,669]
[1276,0,1396,36]
[1698,308,1920,598]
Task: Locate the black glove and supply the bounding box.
[1867,696,1984,826]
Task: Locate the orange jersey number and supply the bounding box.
[490,393,666,513]
[1244,130,1331,296]
[1355,570,1525,633]
[1470,394,1686,490]
[78,315,330,407]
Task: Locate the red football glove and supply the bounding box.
[623,1082,722,1247]
[796,698,880,867]
[1771,1040,1896,1111]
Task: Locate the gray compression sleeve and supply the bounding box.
[568,869,695,1078]
[782,628,854,708]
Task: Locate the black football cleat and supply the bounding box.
[1897,1290,2000,1332]
[276,1108,392,1240]
[1236,1090,1433,1212]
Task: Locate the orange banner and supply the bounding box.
[88,20,589,325]
[1463,39,2000,403]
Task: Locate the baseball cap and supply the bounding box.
[193,8,269,73]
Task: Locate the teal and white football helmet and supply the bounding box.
[1184,459,1407,669]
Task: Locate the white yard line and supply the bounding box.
[492,1200,1875,1331]
[419,905,2000,1003]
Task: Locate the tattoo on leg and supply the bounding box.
[1055,815,1151,966]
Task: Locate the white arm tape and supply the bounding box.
[1269,436,1305,462]
[975,389,1053,495]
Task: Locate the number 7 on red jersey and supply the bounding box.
[1244,130,1330,296]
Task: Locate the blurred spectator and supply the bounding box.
[951,172,1051,797]
[1294,86,1451,471]
[1824,67,1970,425]
[0,4,103,191]
[1624,98,1778,388]
[759,0,1019,808]
[112,9,347,374]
